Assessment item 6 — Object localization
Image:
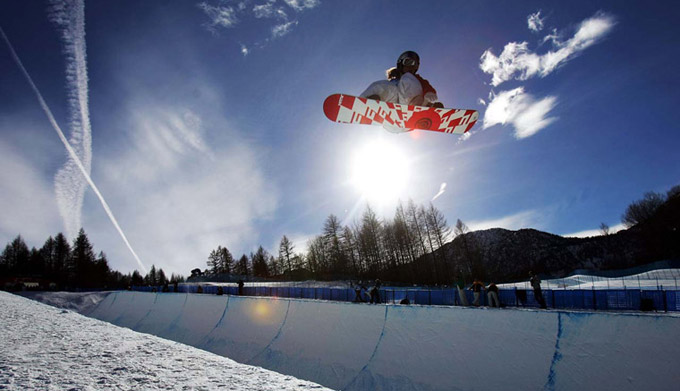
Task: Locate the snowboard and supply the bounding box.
[323,94,478,134]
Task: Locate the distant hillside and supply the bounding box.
[416,193,680,283]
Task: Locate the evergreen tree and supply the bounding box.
[251,246,269,277]
[170,273,185,284]
[145,265,158,286]
[158,268,168,285]
[94,251,111,288]
[207,248,221,274]
[40,236,56,280]
[267,255,280,276]
[71,229,96,287]
[53,233,71,287]
[0,236,30,277]
[131,270,144,286]
[234,254,250,277]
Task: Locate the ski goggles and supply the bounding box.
[399,57,419,67]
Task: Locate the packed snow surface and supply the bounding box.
[12,290,680,391]
[0,291,330,391]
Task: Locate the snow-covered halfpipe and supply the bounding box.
[74,291,680,390]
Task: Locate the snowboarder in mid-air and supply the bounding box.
[360,51,444,108]
[323,50,478,134]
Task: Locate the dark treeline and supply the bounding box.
[205,200,459,285]
[206,185,680,286]
[0,228,184,291]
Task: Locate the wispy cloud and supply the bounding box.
[483,87,558,139]
[47,0,92,240]
[0,139,62,244]
[197,2,239,31]
[253,1,287,19]
[467,210,541,232]
[480,11,616,87]
[0,20,147,273]
[272,21,298,38]
[198,0,320,52]
[282,0,320,12]
[527,11,545,33]
[562,223,626,238]
[432,183,447,201]
[97,98,278,273]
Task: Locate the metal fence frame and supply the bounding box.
[132,285,680,312]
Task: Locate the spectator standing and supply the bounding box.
[370,279,382,304]
[470,279,484,306]
[487,282,500,308]
[530,272,547,309]
[354,281,366,303]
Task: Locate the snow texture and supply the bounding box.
[0,291,330,390]
[15,290,680,391]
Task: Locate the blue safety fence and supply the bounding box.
[131,285,680,312]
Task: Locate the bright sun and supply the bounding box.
[350,140,409,203]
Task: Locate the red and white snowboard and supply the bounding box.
[323,94,478,134]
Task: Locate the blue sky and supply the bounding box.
[1,0,679,276]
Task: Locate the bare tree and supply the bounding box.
[599,222,610,236]
[621,191,665,227]
[278,235,295,274]
[323,214,347,275]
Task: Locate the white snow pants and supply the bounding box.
[487,291,499,308]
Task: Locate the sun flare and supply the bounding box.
[350,140,409,203]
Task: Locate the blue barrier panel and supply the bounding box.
[667,291,679,311]
[429,290,444,305]
[414,290,430,305]
[641,290,664,311]
[131,285,680,312]
[441,289,456,306]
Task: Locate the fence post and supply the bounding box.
[663,288,667,312]
[592,288,597,310]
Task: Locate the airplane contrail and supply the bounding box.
[0,25,147,274]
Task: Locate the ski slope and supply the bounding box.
[20,290,680,391]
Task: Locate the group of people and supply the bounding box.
[460,272,547,309]
[360,50,444,109]
[466,280,501,308]
[354,279,382,304]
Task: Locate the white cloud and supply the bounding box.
[198,2,239,30]
[198,0,319,52]
[272,21,298,38]
[483,87,557,139]
[283,0,320,12]
[527,11,545,33]
[562,223,626,238]
[92,98,278,274]
[467,210,541,232]
[253,1,287,19]
[480,12,615,86]
[0,141,62,246]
